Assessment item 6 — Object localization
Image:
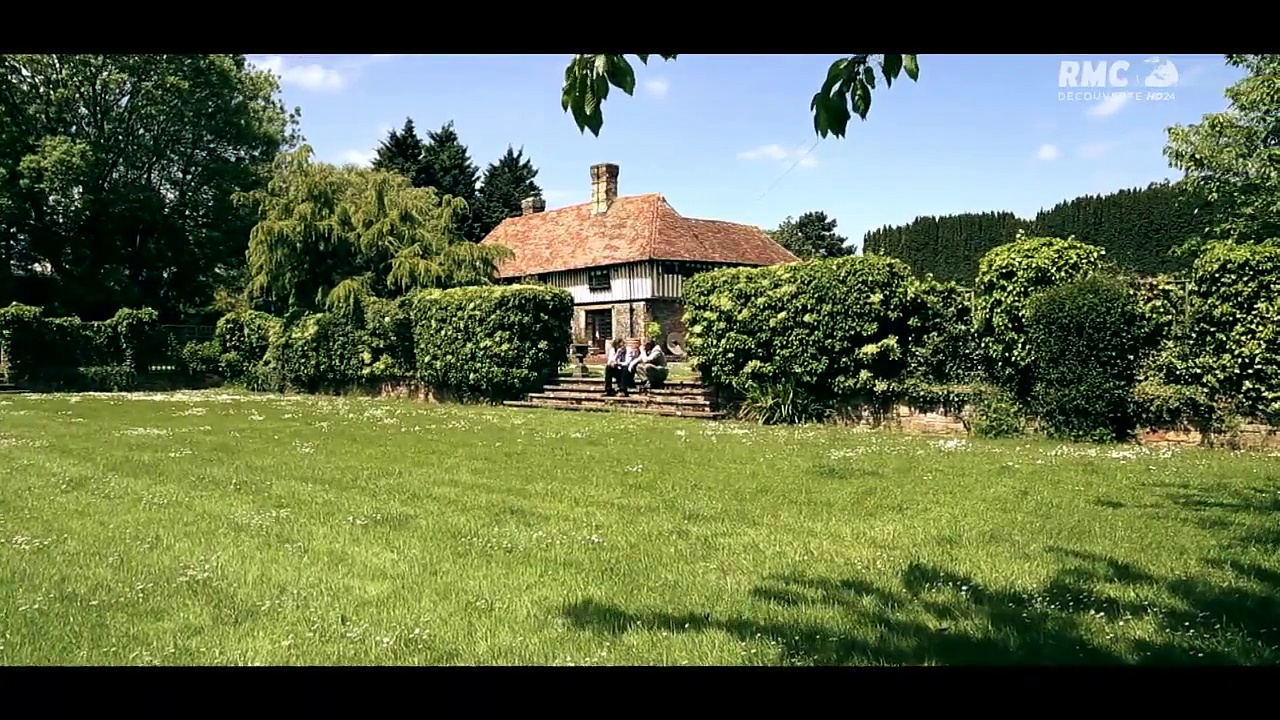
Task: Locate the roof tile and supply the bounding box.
[480,193,798,278]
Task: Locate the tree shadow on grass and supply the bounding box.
[1154,481,1280,553]
[560,547,1280,665]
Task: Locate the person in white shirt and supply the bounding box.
[603,338,636,396]
[629,340,668,390]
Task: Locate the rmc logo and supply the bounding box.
[1058,57,1178,101]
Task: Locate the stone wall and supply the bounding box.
[611,302,645,340]
[644,300,686,354]
[822,400,1280,450]
[1139,423,1280,450]
[831,403,971,435]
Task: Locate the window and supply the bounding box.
[587,269,611,292]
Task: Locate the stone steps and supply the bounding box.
[503,400,724,420]
[504,374,725,420]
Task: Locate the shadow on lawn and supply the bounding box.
[561,546,1280,665]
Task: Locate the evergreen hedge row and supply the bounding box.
[209,285,571,401]
[0,305,171,389]
[683,234,1280,440]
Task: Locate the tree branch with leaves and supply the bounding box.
[561,54,919,138]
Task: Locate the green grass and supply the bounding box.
[2,390,1278,666]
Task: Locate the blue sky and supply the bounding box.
[250,54,1244,248]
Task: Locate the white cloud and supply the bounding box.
[1078,141,1118,160]
[250,55,347,92]
[737,144,818,168]
[643,78,670,98]
[248,54,408,93]
[338,149,376,167]
[1086,93,1129,118]
[1036,143,1061,161]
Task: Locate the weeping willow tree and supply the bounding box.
[237,145,512,314]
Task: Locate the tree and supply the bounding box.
[420,121,482,241]
[474,146,542,239]
[560,54,919,138]
[769,211,853,260]
[0,54,298,320]
[238,146,511,315]
[1164,54,1280,246]
[371,117,426,184]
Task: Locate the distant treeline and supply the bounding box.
[862,181,1208,283]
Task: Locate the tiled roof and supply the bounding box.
[480,193,799,278]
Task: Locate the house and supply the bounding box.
[479,163,798,355]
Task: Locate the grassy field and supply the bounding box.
[1,390,1278,666]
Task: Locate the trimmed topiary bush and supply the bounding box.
[973,234,1108,399]
[683,255,917,404]
[409,284,573,401]
[1025,275,1144,443]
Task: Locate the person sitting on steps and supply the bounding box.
[603,338,636,397]
[630,339,668,392]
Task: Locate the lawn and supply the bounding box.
[1,390,1278,666]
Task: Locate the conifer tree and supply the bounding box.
[768,211,852,259]
[371,118,426,184]
[421,121,482,240]
[474,146,542,239]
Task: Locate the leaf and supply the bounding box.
[904,54,920,82]
[882,54,903,86]
[584,104,604,137]
[811,92,830,137]
[582,78,599,118]
[606,56,637,95]
[594,54,609,77]
[862,65,876,89]
[636,54,650,64]
[825,92,852,138]
[592,74,611,104]
[852,79,872,119]
[825,58,850,86]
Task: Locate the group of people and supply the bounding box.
[603,338,668,396]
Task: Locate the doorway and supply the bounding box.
[584,309,613,354]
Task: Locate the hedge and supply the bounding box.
[1026,275,1144,442]
[905,276,982,385]
[683,255,917,402]
[0,304,170,386]
[1176,241,1280,422]
[972,234,1109,398]
[408,284,572,401]
[213,310,282,387]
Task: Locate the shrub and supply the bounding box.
[409,284,573,401]
[0,304,165,383]
[1025,275,1144,443]
[683,255,916,403]
[973,235,1108,398]
[905,276,982,385]
[1177,241,1280,423]
[739,380,832,425]
[361,296,415,382]
[109,308,167,373]
[270,312,367,393]
[180,340,222,376]
[214,310,281,384]
[968,384,1027,439]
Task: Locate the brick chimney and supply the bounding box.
[520,195,546,215]
[590,162,619,215]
